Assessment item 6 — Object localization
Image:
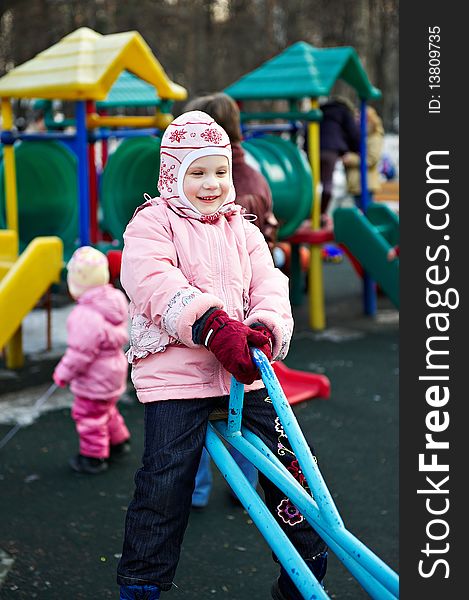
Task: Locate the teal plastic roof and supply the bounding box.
[224,42,381,101]
[96,70,161,108]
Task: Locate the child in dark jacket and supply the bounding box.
[319,97,360,222]
[53,246,130,474]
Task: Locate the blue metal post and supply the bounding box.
[75,101,90,246]
[359,99,369,212]
[226,378,244,436]
[359,98,377,316]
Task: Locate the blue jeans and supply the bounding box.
[117,389,326,591]
[191,447,213,507]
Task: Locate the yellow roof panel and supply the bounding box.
[0,28,187,101]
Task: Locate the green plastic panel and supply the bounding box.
[0,141,78,256]
[366,202,400,246]
[97,71,162,109]
[100,134,312,242]
[242,136,313,239]
[100,136,161,241]
[333,205,399,308]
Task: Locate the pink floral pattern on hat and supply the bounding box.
[169,129,187,143]
[158,160,177,193]
[200,128,223,144]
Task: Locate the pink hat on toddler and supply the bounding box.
[67,246,110,299]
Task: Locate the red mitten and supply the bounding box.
[249,323,274,362]
[200,309,270,384]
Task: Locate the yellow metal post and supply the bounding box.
[5,328,23,369]
[1,98,19,233]
[86,113,173,129]
[307,100,326,330]
[1,97,23,367]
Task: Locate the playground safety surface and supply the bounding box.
[0,258,399,599]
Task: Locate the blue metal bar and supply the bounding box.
[0,130,76,145]
[90,128,160,141]
[359,99,369,212]
[15,132,76,142]
[249,353,342,531]
[213,409,398,598]
[226,378,244,436]
[241,123,304,142]
[359,99,377,316]
[74,101,90,247]
[206,349,400,598]
[206,426,329,600]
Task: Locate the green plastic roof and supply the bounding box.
[96,70,161,108]
[224,42,381,101]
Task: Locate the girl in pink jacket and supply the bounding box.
[53,246,130,475]
[117,111,327,600]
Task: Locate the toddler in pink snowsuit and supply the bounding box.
[53,246,131,474]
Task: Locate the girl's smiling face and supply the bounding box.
[182,155,230,215]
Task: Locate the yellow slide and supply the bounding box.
[0,232,63,352]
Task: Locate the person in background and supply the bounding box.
[53,246,131,474]
[25,102,47,133]
[342,106,385,207]
[117,111,327,599]
[319,96,360,225]
[183,93,277,507]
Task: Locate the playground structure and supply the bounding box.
[224,41,399,326]
[0,36,400,329]
[334,203,399,307]
[0,229,63,353]
[0,29,399,599]
[0,27,187,367]
[1,36,399,363]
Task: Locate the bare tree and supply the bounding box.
[0,0,399,130]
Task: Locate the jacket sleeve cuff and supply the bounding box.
[174,292,224,348]
[53,362,71,384]
[244,311,292,361]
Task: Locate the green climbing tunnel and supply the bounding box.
[0,141,78,257]
[0,134,314,250]
[99,134,313,241]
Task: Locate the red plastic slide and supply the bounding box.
[273,361,330,405]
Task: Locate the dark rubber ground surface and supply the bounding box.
[0,258,398,599]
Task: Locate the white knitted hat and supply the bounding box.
[67,246,109,299]
[157,110,236,221]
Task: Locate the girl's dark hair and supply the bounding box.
[184,93,242,143]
